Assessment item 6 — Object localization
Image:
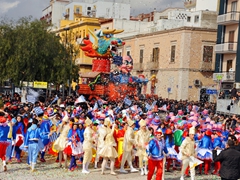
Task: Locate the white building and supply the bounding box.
[184,0,219,12]
[41,0,130,29]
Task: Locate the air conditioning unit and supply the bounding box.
[236,83,240,89]
[221,83,234,90]
[194,79,201,86]
[225,73,235,81]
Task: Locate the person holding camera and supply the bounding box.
[213,140,240,180]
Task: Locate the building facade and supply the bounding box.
[41,0,130,29]
[118,27,217,101]
[57,17,101,73]
[215,0,240,90]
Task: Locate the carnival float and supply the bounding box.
[78,28,149,101]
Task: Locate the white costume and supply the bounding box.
[82,118,94,174]
[53,115,70,168]
[99,118,118,175]
[135,119,150,175]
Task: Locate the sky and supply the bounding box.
[0,0,183,20]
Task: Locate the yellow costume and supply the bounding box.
[120,119,138,173]
[135,119,150,175]
[82,118,94,174]
[99,118,118,175]
[52,115,70,168]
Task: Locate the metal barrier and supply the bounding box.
[216,99,240,115]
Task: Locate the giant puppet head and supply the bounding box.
[119,55,133,74]
[80,29,125,59]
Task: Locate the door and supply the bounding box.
[231,1,237,20]
[226,60,233,72]
[228,31,234,50]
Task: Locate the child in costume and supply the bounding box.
[147,129,168,180]
[197,128,213,175]
[64,121,83,171]
[82,117,94,173]
[98,120,118,175]
[164,128,178,172]
[135,119,150,175]
[14,115,25,163]
[0,115,10,171]
[53,114,70,168]
[24,118,47,172]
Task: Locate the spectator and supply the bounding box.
[213,140,240,180]
[230,84,237,98]
[218,91,225,99]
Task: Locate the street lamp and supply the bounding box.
[62,26,70,100]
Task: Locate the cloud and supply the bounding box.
[0,1,20,14]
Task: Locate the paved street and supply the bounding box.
[0,155,221,180]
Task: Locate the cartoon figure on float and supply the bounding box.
[79,28,148,100]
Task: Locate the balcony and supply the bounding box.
[145,61,159,71]
[133,63,144,71]
[215,43,237,54]
[213,72,235,82]
[217,12,240,25]
[184,0,196,8]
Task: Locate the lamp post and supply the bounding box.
[63,26,70,100]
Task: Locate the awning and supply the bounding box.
[80,72,100,78]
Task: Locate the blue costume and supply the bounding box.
[0,122,10,164]
[24,124,47,170]
[147,138,168,161]
[40,119,51,161]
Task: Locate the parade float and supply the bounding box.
[78,28,148,101]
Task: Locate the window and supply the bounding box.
[76,8,80,14]
[226,60,233,72]
[127,51,130,56]
[194,15,199,23]
[203,46,213,62]
[139,49,144,63]
[187,16,191,22]
[170,45,176,62]
[152,47,159,62]
[87,7,91,10]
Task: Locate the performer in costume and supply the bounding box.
[179,127,196,180]
[94,117,108,169]
[24,118,48,172]
[164,128,178,172]
[135,119,150,175]
[114,121,127,168]
[14,115,25,163]
[0,115,10,172]
[53,114,70,168]
[212,131,222,175]
[82,117,94,174]
[98,121,118,175]
[64,121,83,171]
[6,117,17,162]
[39,113,51,162]
[197,129,213,175]
[146,129,168,180]
[120,119,138,173]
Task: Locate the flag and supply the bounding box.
[93,102,98,110]
[75,95,86,104]
[189,156,203,169]
[124,97,132,106]
[145,103,151,111]
[150,101,157,110]
[130,105,138,113]
[159,104,167,111]
[49,95,58,106]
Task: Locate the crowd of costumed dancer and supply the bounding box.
[0,95,240,180]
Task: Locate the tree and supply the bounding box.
[0,16,79,86]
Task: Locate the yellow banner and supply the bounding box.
[33,81,48,89]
